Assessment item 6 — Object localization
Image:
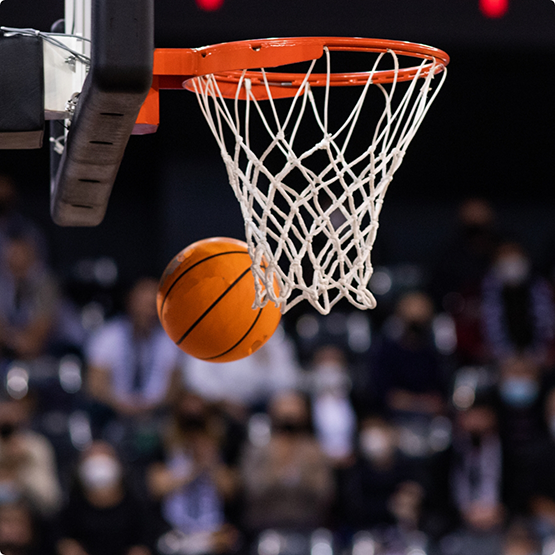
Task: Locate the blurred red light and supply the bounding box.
[195,0,225,11]
[479,0,508,18]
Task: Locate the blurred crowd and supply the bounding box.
[1,171,555,555]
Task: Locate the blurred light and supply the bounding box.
[398,425,429,458]
[352,532,376,555]
[480,0,508,18]
[369,269,392,296]
[428,416,452,452]
[157,529,184,555]
[432,313,457,355]
[258,531,282,555]
[195,0,225,11]
[347,312,371,352]
[93,257,118,287]
[296,314,320,339]
[68,411,92,451]
[248,413,272,447]
[453,384,476,410]
[311,529,333,555]
[59,355,82,394]
[6,366,29,399]
[541,536,555,555]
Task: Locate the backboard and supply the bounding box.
[49,0,153,226]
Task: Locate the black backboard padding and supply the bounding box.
[0,34,44,149]
[51,0,153,227]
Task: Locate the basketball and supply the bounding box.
[157,237,282,363]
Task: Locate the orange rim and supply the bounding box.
[134,37,449,131]
[178,37,449,98]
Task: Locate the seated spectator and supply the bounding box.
[501,519,541,555]
[0,231,60,361]
[429,394,506,555]
[308,345,357,466]
[496,355,547,514]
[527,387,555,540]
[240,390,334,533]
[57,441,152,555]
[0,499,46,555]
[147,391,237,554]
[85,277,181,439]
[0,395,62,518]
[181,326,301,414]
[0,173,48,265]
[430,197,501,365]
[369,291,448,418]
[482,242,555,366]
[336,416,424,533]
[451,396,505,532]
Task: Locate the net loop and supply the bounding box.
[190,39,448,314]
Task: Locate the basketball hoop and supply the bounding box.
[180,37,449,314]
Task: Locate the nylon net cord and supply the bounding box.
[191,47,447,315]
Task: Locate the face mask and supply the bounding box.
[313,363,350,393]
[359,428,394,461]
[0,480,21,504]
[500,377,539,408]
[495,256,530,286]
[79,454,122,490]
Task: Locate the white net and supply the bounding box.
[191,46,447,315]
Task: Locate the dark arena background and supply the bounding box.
[2,2,555,555]
[1,0,555,280]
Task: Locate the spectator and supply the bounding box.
[450,397,505,532]
[181,326,301,414]
[501,519,541,555]
[0,231,60,361]
[85,277,181,435]
[496,355,547,514]
[431,395,506,555]
[0,173,48,265]
[369,291,448,418]
[0,395,62,518]
[0,500,46,555]
[57,441,152,555]
[481,242,555,366]
[336,416,424,533]
[307,345,357,465]
[240,390,334,533]
[147,390,237,554]
[430,198,501,365]
[527,387,555,540]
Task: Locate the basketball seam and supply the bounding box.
[160,250,250,315]
[176,266,252,346]
[201,306,263,361]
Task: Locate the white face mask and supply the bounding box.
[495,256,530,286]
[313,363,350,393]
[359,428,394,461]
[79,454,122,490]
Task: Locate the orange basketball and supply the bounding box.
[157,237,282,363]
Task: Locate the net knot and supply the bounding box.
[316,133,332,150]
